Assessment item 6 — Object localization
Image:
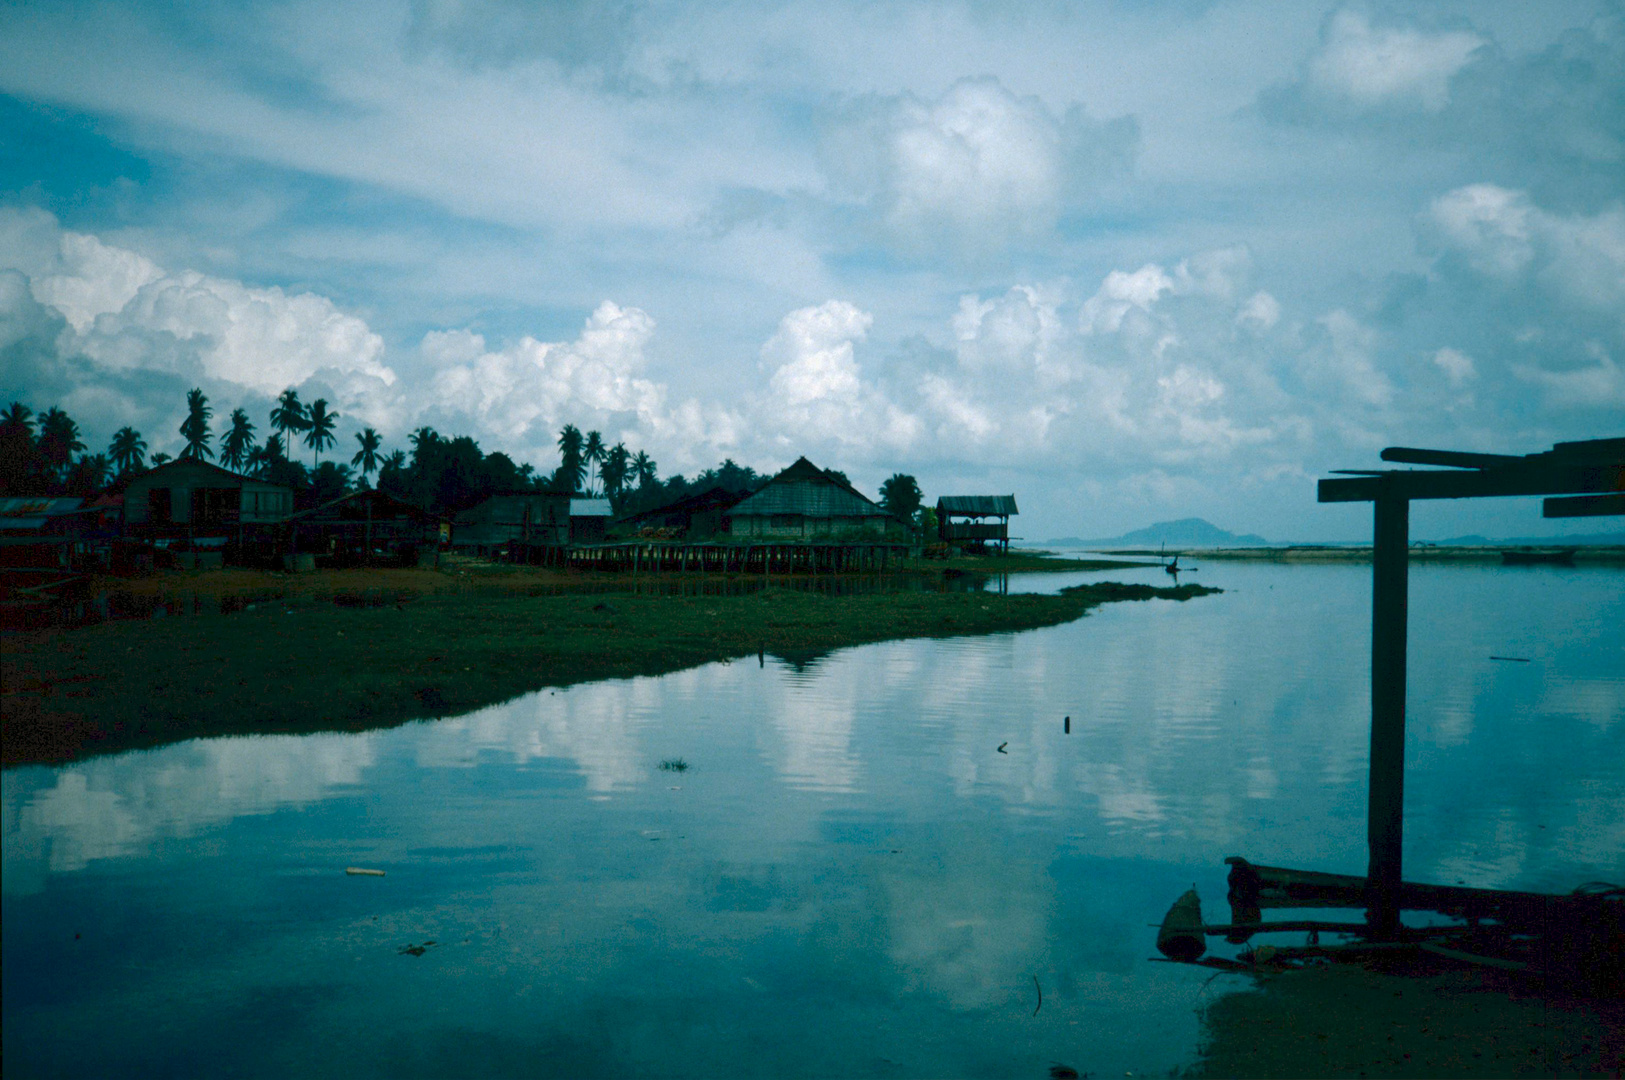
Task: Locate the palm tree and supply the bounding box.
[150,451,173,466]
[351,427,382,486]
[178,388,213,460]
[37,407,86,478]
[304,399,338,467]
[555,424,585,493]
[0,402,34,442]
[582,429,605,495]
[108,427,147,474]
[270,388,308,448]
[66,453,111,496]
[601,442,630,505]
[219,408,256,471]
[632,450,657,489]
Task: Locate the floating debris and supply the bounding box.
[659,758,689,772]
[1490,655,1532,663]
[997,742,1009,754]
[397,940,437,957]
[345,867,386,877]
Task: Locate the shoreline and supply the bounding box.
[2,567,1215,767]
[1081,544,1625,565]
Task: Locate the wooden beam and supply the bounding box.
[1544,493,1625,518]
[1319,462,1622,503]
[1368,492,1408,937]
[1379,447,1523,469]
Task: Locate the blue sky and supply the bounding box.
[2,0,1621,539]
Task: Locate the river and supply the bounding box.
[4,559,1621,1077]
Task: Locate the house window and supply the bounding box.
[148,488,172,522]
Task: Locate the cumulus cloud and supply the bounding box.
[1424,184,1625,311]
[424,301,669,455]
[1303,9,1483,112]
[1432,346,1475,386]
[817,76,1136,254]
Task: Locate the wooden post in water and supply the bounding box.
[1368,489,1409,936]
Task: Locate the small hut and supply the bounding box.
[570,498,613,543]
[936,495,1019,552]
[727,457,892,539]
[285,489,444,566]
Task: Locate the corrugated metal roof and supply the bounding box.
[731,458,887,519]
[937,495,1018,516]
[0,498,85,530]
[571,498,612,517]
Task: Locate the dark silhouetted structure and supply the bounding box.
[1318,436,1624,934]
[728,457,893,538]
[285,488,444,565]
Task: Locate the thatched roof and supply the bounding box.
[937,495,1019,517]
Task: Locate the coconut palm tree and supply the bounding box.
[270,388,308,449]
[555,424,585,493]
[582,429,605,495]
[108,426,147,475]
[601,442,630,506]
[178,389,213,460]
[632,450,657,489]
[351,427,382,486]
[37,407,86,476]
[65,453,111,496]
[0,402,34,443]
[1,403,39,492]
[304,399,338,468]
[219,408,255,471]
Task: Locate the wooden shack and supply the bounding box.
[285,489,443,565]
[727,457,893,539]
[453,492,570,555]
[570,498,613,543]
[616,484,751,539]
[936,495,1018,552]
[121,459,293,546]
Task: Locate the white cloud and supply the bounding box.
[1432,346,1475,386]
[1512,346,1625,409]
[1426,184,1625,311]
[1080,265,1174,336]
[818,76,1135,252]
[1237,291,1281,332]
[1306,9,1483,112]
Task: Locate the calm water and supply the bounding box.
[4,561,1622,1077]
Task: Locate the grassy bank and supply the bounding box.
[2,578,1217,767]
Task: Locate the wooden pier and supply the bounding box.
[561,540,916,574]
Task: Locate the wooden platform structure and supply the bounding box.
[1155,437,1625,988]
[565,540,913,574]
[1317,436,1624,934]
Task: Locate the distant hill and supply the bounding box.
[1049,517,1268,548]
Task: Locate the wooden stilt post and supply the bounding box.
[1367,489,1409,936]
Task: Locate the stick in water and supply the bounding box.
[345,867,386,876]
[1032,975,1042,1016]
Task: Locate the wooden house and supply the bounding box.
[453,492,570,554]
[936,495,1019,552]
[285,489,444,565]
[616,484,752,538]
[727,457,894,539]
[121,459,294,547]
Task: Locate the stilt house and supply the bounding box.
[727,457,894,538]
[936,495,1018,552]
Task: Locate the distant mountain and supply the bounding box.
[1051,517,1268,548]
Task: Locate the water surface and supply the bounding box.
[4,560,1621,1077]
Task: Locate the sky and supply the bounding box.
[1,0,1622,541]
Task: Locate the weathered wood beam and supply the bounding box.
[1544,493,1625,518]
[1368,492,1408,937]
[1379,447,1523,469]
[1319,462,1622,503]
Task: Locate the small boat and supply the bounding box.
[1501,547,1576,565]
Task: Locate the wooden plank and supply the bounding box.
[1379,447,1523,469]
[1544,493,1625,518]
[1319,462,1623,503]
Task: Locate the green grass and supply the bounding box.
[2,580,1218,766]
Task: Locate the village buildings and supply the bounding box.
[727,457,898,539]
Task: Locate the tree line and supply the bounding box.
[1,391,928,525]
